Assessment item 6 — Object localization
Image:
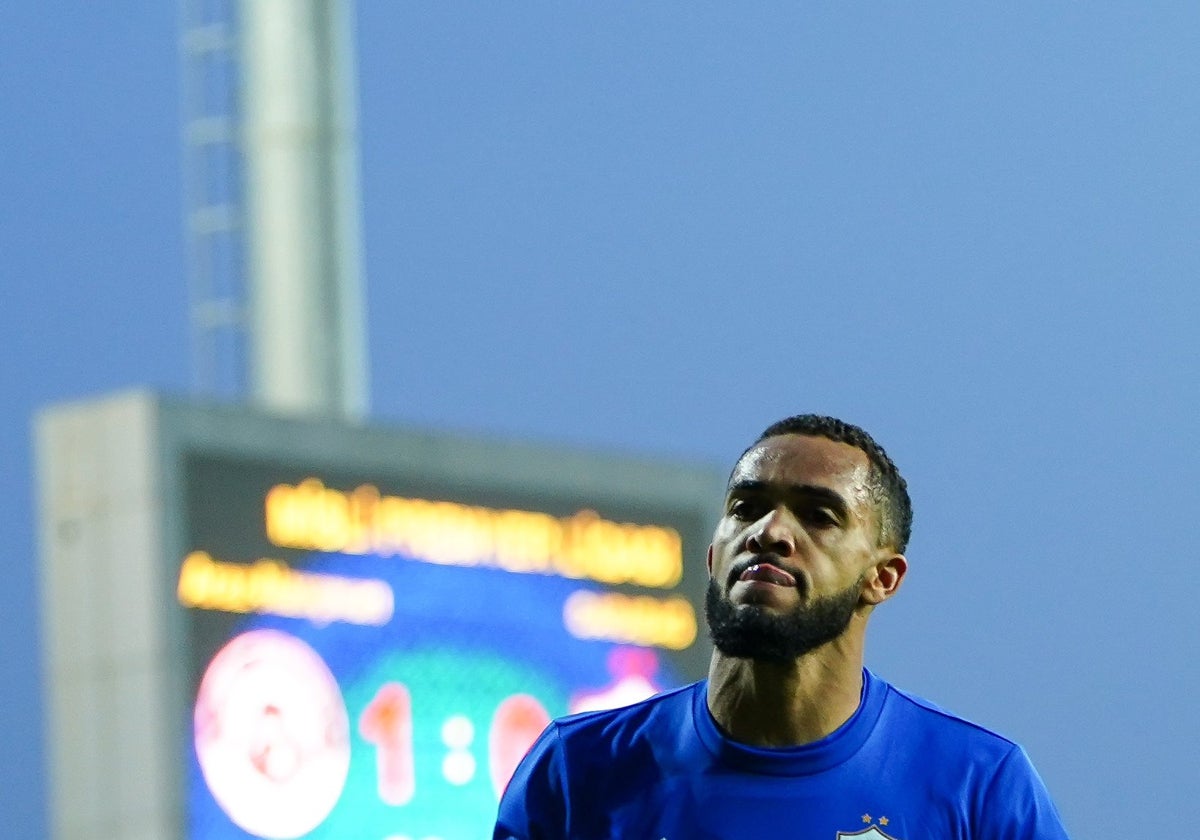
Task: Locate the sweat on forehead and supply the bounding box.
[730,433,867,483]
[728,436,876,511]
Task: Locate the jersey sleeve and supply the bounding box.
[977,744,1071,840]
[493,722,569,840]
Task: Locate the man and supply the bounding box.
[494,414,1069,839]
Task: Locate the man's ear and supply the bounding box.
[861,553,907,606]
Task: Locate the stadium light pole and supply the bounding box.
[239,0,369,421]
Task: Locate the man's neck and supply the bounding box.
[704,637,865,748]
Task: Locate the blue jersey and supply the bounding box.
[494,669,1069,839]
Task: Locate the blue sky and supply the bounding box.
[4,3,1199,837]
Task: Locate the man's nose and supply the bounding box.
[746,508,796,555]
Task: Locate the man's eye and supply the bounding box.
[729,500,765,520]
[803,508,837,527]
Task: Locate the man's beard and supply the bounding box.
[704,576,862,664]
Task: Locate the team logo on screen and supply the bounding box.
[194,629,352,839]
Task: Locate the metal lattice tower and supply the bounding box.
[181,0,247,402]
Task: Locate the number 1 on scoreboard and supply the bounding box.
[359,682,416,806]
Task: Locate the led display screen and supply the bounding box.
[176,449,716,840]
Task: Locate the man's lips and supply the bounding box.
[736,562,797,587]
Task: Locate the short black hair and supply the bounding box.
[741,414,912,553]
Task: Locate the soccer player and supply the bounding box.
[494,415,1070,839]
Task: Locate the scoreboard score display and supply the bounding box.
[179,458,713,839]
[37,393,724,840]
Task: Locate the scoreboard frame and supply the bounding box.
[36,391,724,840]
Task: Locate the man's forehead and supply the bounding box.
[730,434,873,497]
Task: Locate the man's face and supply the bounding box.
[704,433,894,662]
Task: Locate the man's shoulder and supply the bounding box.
[866,674,1069,836]
[552,680,701,743]
[874,673,1021,757]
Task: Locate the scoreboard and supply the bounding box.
[37,393,724,840]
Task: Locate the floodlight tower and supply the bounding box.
[182,0,369,421]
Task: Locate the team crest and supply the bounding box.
[837,826,900,840]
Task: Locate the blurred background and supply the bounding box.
[3,2,1199,838]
